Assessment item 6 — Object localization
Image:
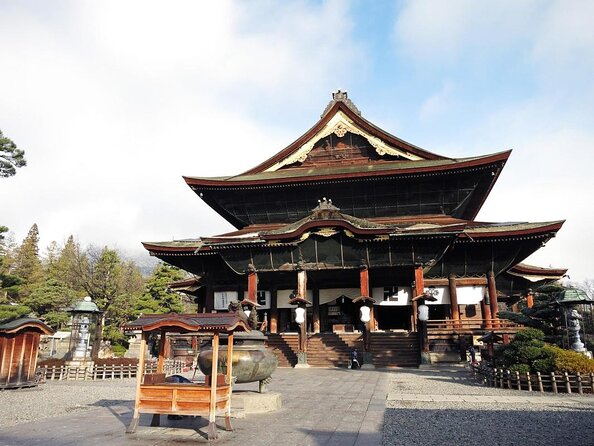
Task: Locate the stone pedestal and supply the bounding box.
[294,352,310,368]
[231,391,282,418]
[361,351,375,369]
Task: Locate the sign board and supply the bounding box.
[214,291,239,310]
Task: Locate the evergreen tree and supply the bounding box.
[0,226,21,302]
[135,263,185,315]
[498,283,567,345]
[21,277,75,328]
[0,129,26,177]
[11,223,42,300]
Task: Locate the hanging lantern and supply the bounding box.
[360,305,371,323]
[295,307,306,325]
[418,304,429,322]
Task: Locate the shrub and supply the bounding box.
[544,345,594,374]
[111,344,127,358]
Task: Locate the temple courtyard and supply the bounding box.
[0,366,593,446]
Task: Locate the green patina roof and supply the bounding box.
[70,297,102,314]
[556,288,594,305]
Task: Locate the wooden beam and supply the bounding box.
[208,332,219,440]
[424,277,487,287]
[157,329,166,374]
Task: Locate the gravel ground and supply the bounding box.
[0,380,136,428]
[384,366,594,446]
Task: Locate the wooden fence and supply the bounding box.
[37,360,185,381]
[428,319,520,331]
[471,364,594,394]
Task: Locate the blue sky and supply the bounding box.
[1,0,592,281]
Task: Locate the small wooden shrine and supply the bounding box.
[0,317,54,389]
[123,313,250,440]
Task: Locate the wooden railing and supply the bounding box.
[471,363,594,394]
[427,319,520,331]
[37,360,185,381]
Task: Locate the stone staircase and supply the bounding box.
[266,332,420,368]
[370,332,420,368]
[265,333,299,367]
[305,333,364,367]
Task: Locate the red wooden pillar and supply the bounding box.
[448,274,460,327]
[412,266,425,331]
[297,269,308,352]
[482,293,492,329]
[360,266,376,331]
[526,289,534,309]
[312,288,320,333]
[488,270,499,328]
[247,270,258,304]
[270,288,278,334]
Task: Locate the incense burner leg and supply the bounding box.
[208,421,218,440]
[225,414,233,431]
[126,412,139,434]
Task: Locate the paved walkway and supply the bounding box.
[2,365,593,446]
[0,368,388,446]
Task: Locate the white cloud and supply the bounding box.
[419,81,453,120]
[0,1,362,259]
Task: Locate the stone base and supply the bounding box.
[428,352,460,363]
[231,391,282,418]
[420,352,432,365]
[65,360,94,367]
[361,352,375,369]
[295,352,310,368]
[294,363,311,368]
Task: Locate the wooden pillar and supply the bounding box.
[312,288,320,334]
[482,294,492,329]
[225,332,234,431]
[205,285,214,312]
[412,266,425,331]
[448,274,460,326]
[488,270,499,328]
[297,269,307,353]
[157,329,166,373]
[526,289,534,309]
[247,269,258,304]
[270,288,278,334]
[360,266,376,331]
[126,332,146,434]
[208,332,219,440]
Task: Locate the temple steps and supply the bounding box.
[265,332,420,368]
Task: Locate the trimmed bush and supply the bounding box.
[544,345,594,374]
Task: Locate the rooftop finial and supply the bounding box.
[321,90,362,117]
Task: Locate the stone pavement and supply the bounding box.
[0,368,389,446]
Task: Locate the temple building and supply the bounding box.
[143,91,566,366]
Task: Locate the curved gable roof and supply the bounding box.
[243,97,446,175]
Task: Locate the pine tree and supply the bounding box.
[0,129,26,177]
[135,263,186,316]
[11,223,42,300]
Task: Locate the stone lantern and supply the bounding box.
[67,296,102,366]
[556,288,593,355]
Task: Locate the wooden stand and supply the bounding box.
[124,313,248,441]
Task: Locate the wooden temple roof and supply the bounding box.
[123,313,250,333]
[184,151,510,188]
[506,263,568,282]
[142,209,564,255]
[0,317,54,335]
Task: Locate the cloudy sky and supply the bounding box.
[1,0,592,281]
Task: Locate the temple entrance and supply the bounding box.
[320,296,361,333]
[376,306,412,331]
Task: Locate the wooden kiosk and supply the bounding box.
[0,317,53,389]
[123,313,250,440]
